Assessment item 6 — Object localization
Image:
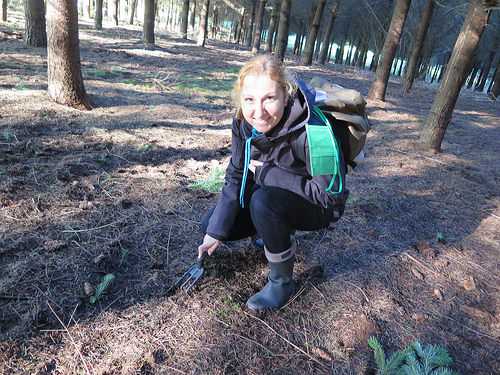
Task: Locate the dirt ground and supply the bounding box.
[1,15,500,375]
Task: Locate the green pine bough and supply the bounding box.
[368,337,458,375]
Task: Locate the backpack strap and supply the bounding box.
[306,106,343,194]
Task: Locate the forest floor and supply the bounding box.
[1,14,500,375]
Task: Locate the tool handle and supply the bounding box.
[197,252,207,266]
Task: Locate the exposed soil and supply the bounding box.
[1,15,499,375]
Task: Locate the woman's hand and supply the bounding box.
[198,234,221,258]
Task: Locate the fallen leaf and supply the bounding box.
[83,282,94,296]
[433,288,444,300]
[311,347,333,361]
[463,276,476,291]
[93,253,105,264]
[412,312,426,322]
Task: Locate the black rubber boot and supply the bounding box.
[246,252,297,312]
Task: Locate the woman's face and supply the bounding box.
[240,73,287,133]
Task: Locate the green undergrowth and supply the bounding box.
[189,166,225,193]
[173,67,238,97]
[368,337,458,375]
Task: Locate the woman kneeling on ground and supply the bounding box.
[198,54,348,312]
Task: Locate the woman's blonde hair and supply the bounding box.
[232,54,297,119]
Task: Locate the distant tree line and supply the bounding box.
[4,0,500,152]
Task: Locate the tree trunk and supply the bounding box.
[313,33,322,60]
[46,0,90,109]
[88,0,93,18]
[467,62,480,88]
[251,0,266,53]
[24,0,47,47]
[475,50,495,91]
[345,39,355,65]
[301,0,326,65]
[421,0,489,152]
[180,0,189,38]
[190,0,196,29]
[370,50,379,71]
[2,0,7,21]
[402,0,433,92]
[236,9,245,45]
[368,0,410,101]
[129,0,137,24]
[197,0,209,46]
[275,0,290,61]
[265,0,279,52]
[437,51,451,82]
[488,58,499,99]
[112,0,119,25]
[211,6,218,38]
[245,0,256,48]
[293,21,303,55]
[95,0,103,29]
[318,2,338,65]
[143,0,155,44]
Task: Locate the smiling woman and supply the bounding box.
[197,54,349,312]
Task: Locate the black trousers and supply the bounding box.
[201,186,335,254]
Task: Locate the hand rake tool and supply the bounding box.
[168,253,207,295]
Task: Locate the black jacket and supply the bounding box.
[206,85,348,240]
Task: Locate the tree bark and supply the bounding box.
[301,0,326,65]
[180,0,189,38]
[275,0,290,61]
[143,0,155,44]
[421,0,489,152]
[318,2,339,65]
[95,0,103,29]
[197,0,209,47]
[265,0,279,52]
[402,0,433,92]
[251,0,266,53]
[2,0,7,21]
[46,0,90,109]
[368,0,410,101]
[24,0,47,47]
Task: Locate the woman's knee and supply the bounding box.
[249,187,287,222]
